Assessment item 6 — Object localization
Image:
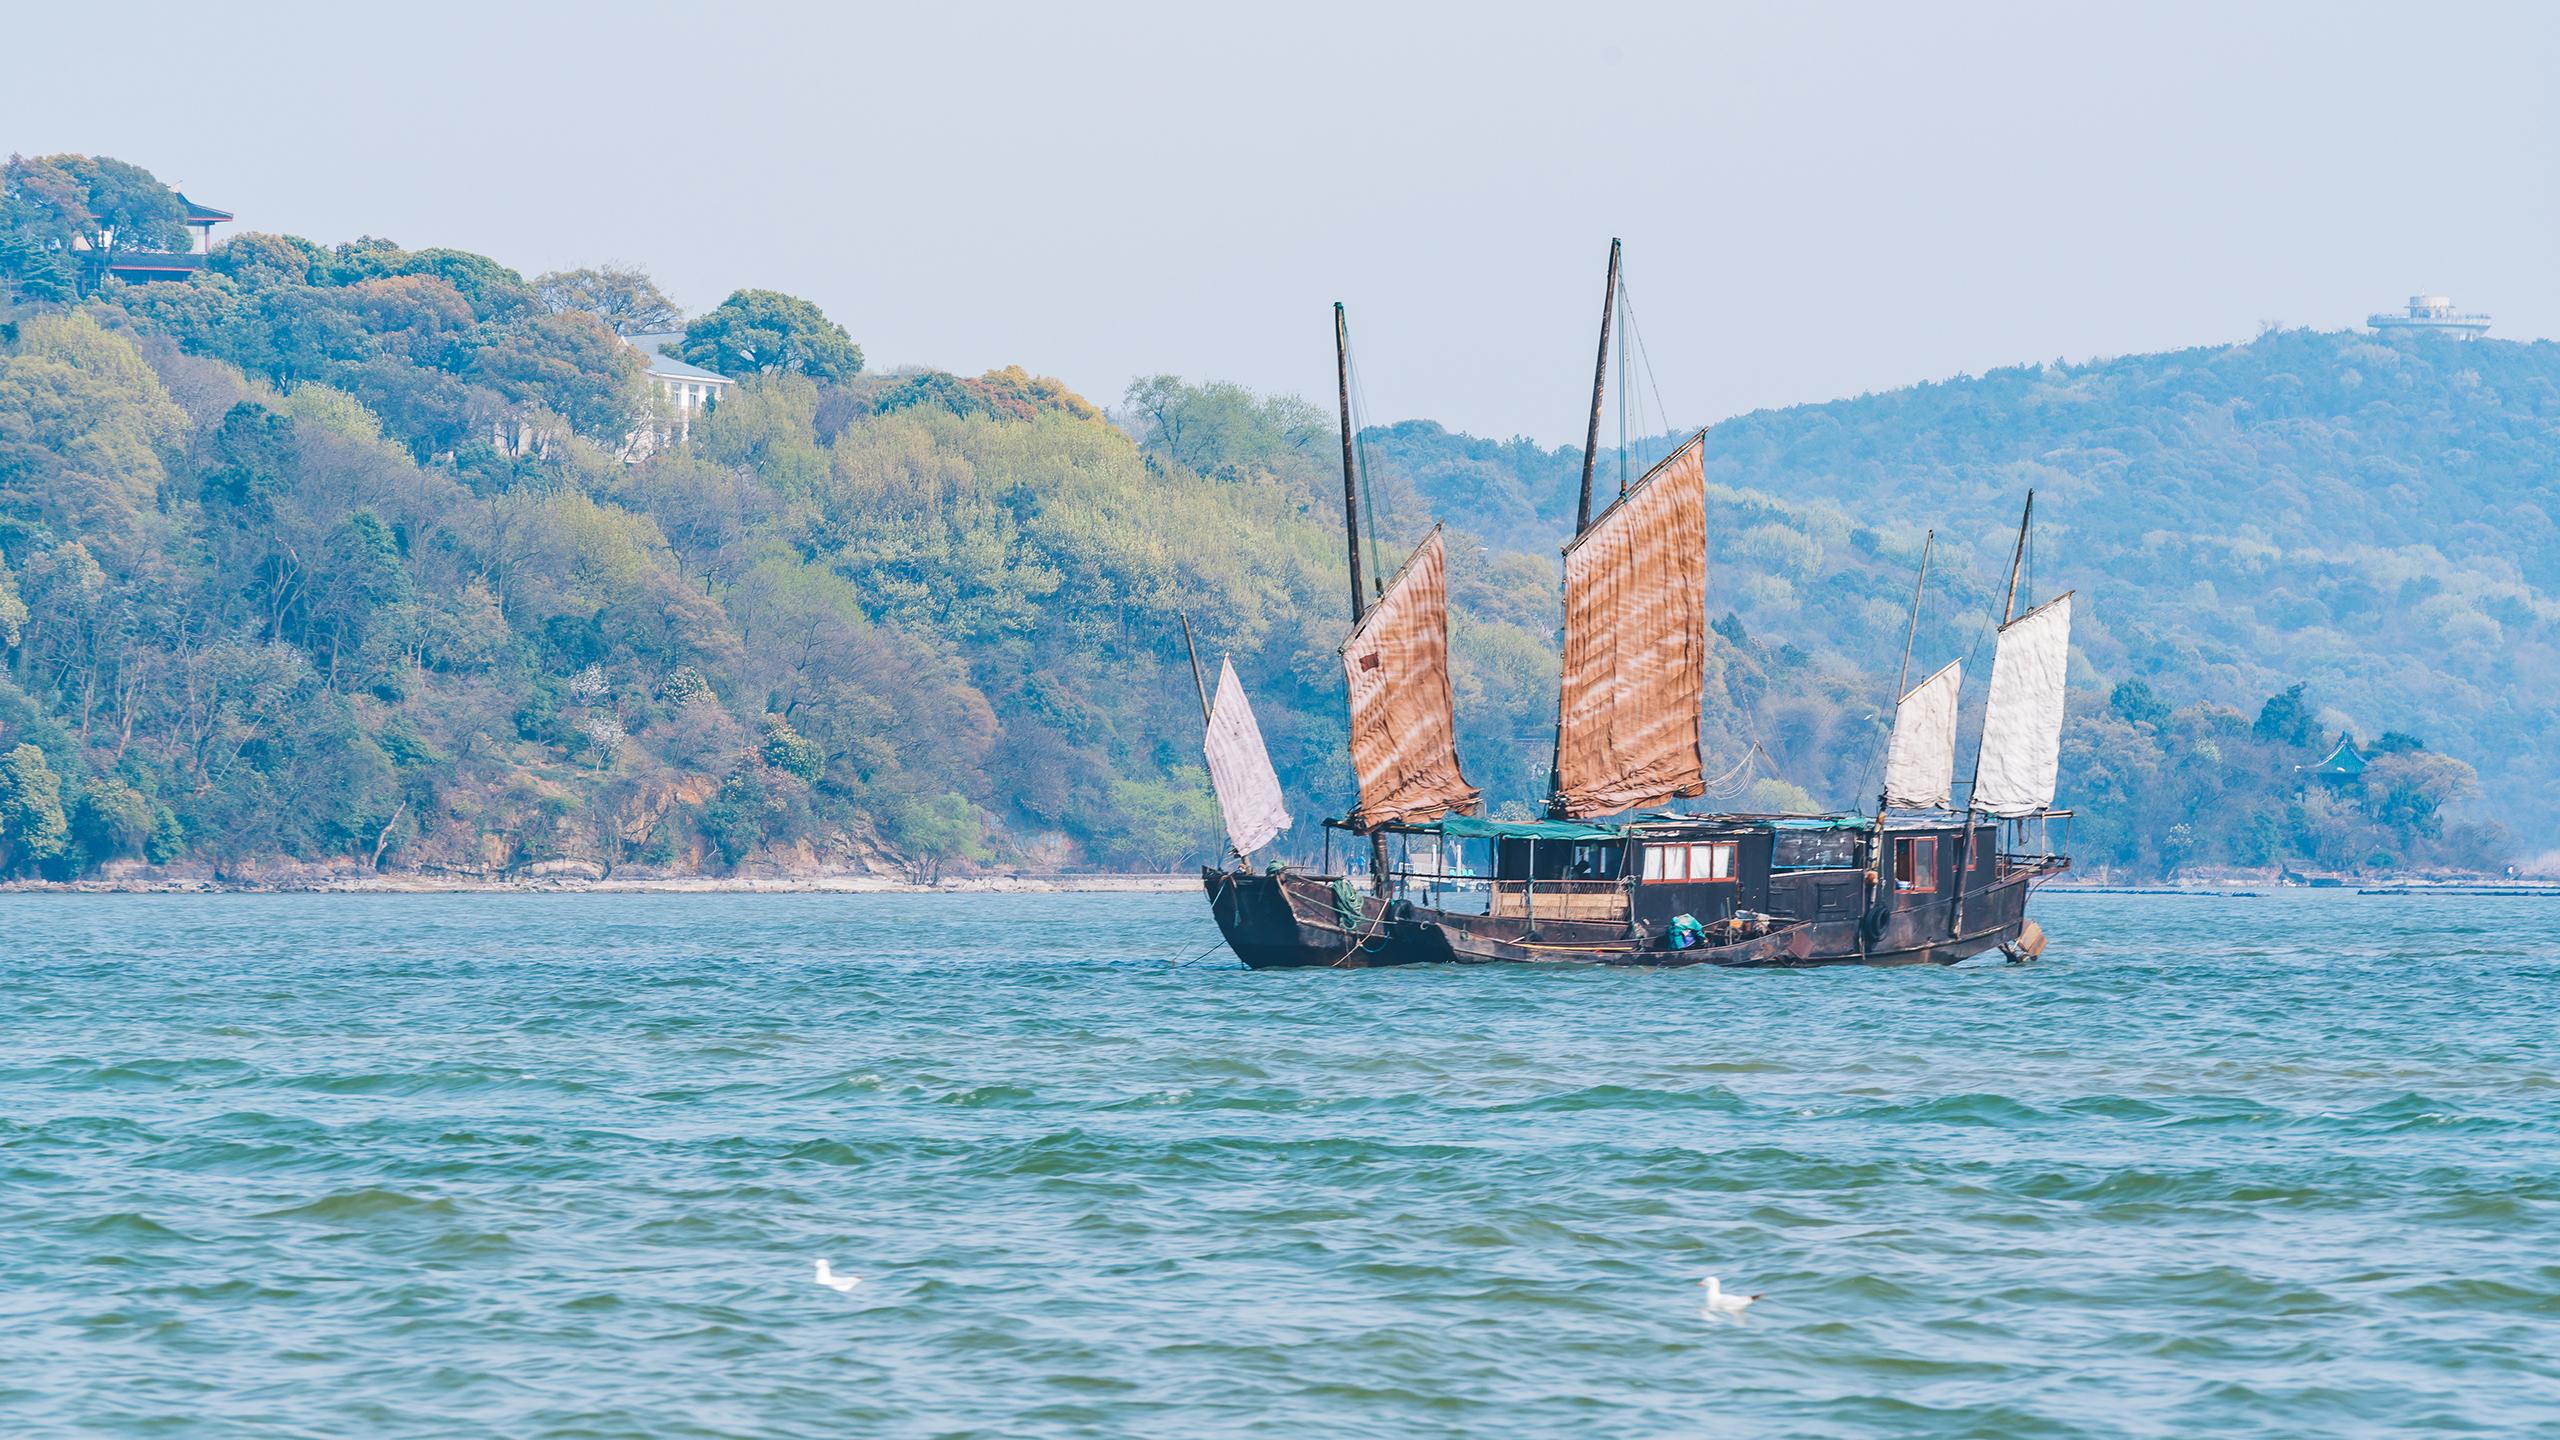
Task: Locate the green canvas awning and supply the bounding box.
[1764,814,1875,831]
[1413,814,1625,842]
[1628,811,1871,831]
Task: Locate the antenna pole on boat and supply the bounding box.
[1335,303,1369,624]
[1180,612,1212,726]
[1575,238,1621,535]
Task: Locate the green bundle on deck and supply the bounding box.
[1332,877,1365,930]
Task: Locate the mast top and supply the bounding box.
[1574,239,1623,537]
[1334,302,1367,624]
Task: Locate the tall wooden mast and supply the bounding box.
[1335,302,1369,622]
[1575,238,1622,535]
[1548,240,1624,818]
[1998,491,2034,628]
[1881,529,1936,807]
[1966,491,2038,813]
[1894,531,1934,703]
[1335,302,1392,892]
[1864,531,1934,956]
[1180,612,1212,726]
[1949,492,2036,937]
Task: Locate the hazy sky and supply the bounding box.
[9,1,2555,444]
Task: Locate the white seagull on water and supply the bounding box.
[1700,1275,1764,1324]
[814,1259,861,1294]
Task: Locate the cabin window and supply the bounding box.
[1773,829,1863,869]
[1695,841,1737,881]
[1895,836,1939,893]
[1642,840,1738,883]
[1567,843,1623,880]
[1645,843,1685,882]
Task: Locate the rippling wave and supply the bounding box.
[3,891,2556,1437]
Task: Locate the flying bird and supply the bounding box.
[814,1259,861,1294]
[1700,1275,1763,1323]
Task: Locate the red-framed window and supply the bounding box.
[1643,840,1738,883]
[1895,836,1939,893]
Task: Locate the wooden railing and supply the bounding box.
[1487,878,1630,921]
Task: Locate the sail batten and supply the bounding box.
[1552,432,1709,819]
[1204,658,1291,856]
[1972,593,2073,818]
[1342,529,1479,828]
[1883,659,1962,811]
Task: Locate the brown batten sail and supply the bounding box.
[1341,528,1481,829]
[1552,431,1709,819]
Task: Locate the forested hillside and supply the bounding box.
[0,153,2530,881]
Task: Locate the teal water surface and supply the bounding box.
[3,891,2555,1438]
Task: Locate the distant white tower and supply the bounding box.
[2369,294,2491,339]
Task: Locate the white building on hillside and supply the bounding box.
[622,332,737,462]
[2368,294,2491,339]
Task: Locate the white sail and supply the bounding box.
[1204,657,1291,856]
[1882,659,1962,810]
[1971,593,2073,818]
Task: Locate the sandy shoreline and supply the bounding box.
[0,873,1203,897]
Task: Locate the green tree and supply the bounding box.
[2364,751,2479,840]
[69,774,158,867]
[3,153,188,257]
[2252,683,2320,749]
[884,790,988,881]
[0,313,191,552]
[679,289,861,381]
[760,716,825,783]
[0,742,69,874]
[0,230,75,304]
[1096,777,1217,871]
[0,544,26,646]
[2110,678,2169,727]
[392,247,533,316]
[1123,375,1328,482]
[206,231,324,288]
[474,309,647,442]
[691,374,827,493]
[533,265,684,336]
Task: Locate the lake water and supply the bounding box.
[2,891,2554,1438]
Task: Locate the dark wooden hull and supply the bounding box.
[1202,867,2038,970]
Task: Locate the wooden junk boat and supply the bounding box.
[1193,246,2072,969]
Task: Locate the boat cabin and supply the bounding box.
[1358,812,2002,935]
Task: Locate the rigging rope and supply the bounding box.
[1613,270,1678,480]
[2024,519,2036,617]
[1345,341,1388,597]
[1698,741,1767,801]
[1617,271,1630,494]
